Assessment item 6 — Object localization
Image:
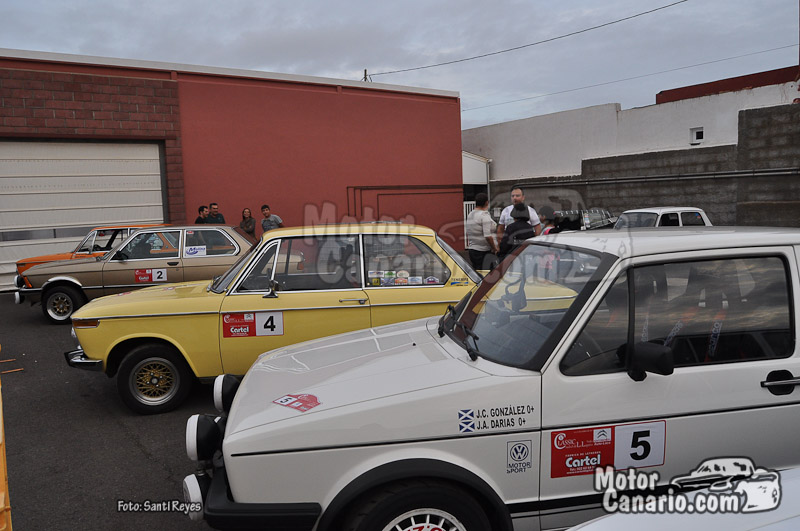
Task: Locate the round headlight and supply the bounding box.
[185,414,223,462]
[213,374,241,414]
[183,473,210,522]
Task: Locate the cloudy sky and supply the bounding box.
[2,0,797,129]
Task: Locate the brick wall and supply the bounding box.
[0,68,185,222]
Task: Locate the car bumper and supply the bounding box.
[64,348,103,372]
[193,466,320,530]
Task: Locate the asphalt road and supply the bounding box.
[0,292,217,530]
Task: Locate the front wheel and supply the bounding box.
[345,480,491,531]
[42,285,85,324]
[117,344,193,415]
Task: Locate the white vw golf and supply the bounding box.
[183,227,800,531]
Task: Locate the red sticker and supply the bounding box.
[273,394,321,412]
[222,313,256,337]
[551,426,614,478]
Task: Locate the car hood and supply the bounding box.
[16,252,75,267]
[72,280,220,318]
[223,318,541,454]
[23,256,101,276]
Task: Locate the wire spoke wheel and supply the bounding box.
[128,357,180,406]
[383,508,465,531]
[117,344,193,414]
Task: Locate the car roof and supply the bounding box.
[536,226,800,259]
[91,223,165,230]
[258,223,437,241]
[621,207,704,215]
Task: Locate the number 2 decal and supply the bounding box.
[154,269,165,281]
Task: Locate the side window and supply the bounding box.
[681,212,706,226]
[273,235,361,291]
[93,229,124,251]
[76,231,97,253]
[658,213,680,227]
[561,273,629,376]
[363,235,450,287]
[237,244,278,292]
[117,231,181,260]
[185,229,237,257]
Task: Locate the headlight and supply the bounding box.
[185,414,223,462]
[182,473,210,522]
[213,374,241,414]
[14,275,23,288]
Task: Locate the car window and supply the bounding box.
[184,229,238,257]
[681,211,706,226]
[236,244,278,292]
[274,235,361,291]
[116,231,181,260]
[658,213,680,227]
[437,235,481,284]
[363,234,450,287]
[561,256,793,376]
[76,231,97,253]
[615,212,658,229]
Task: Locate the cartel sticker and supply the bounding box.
[223,312,284,337]
[550,421,666,478]
[184,245,206,257]
[458,404,535,433]
[135,268,167,283]
[273,394,321,412]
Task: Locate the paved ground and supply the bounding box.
[0,292,216,530]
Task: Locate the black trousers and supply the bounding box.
[468,249,497,271]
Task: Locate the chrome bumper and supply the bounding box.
[64,348,103,372]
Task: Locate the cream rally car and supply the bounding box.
[184,227,800,531]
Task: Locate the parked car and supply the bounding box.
[14,223,164,276]
[64,223,480,414]
[552,208,616,231]
[614,207,711,229]
[183,227,800,531]
[15,225,253,323]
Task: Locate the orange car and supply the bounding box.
[15,224,163,275]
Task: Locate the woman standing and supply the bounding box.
[239,208,257,240]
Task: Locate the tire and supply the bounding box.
[117,344,193,415]
[42,285,84,324]
[344,480,491,531]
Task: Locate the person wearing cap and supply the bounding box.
[538,205,556,234]
[497,203,535,261]
[497,186,542,240]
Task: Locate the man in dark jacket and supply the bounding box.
[498,203,535,261]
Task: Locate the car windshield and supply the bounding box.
[209,242,260,293]
[615,212,658,228]
[448,243,610,369]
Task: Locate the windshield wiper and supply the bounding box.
[437,304,457,337]
[455,321,480,361]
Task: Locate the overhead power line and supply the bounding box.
[462,44,800,112]
[369,0,689,77]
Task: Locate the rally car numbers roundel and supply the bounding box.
[550,420,666,478]
[223,312,284,338]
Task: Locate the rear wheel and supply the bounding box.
[117,344,193,415]
[344,480,491,531]
[42,285,84,324]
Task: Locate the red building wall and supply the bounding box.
[0,52,464,247]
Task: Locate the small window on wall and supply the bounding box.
[363,234,450,287]
[690,127,704,145]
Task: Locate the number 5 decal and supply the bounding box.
[255,312,284,336]
[614,421,665,469]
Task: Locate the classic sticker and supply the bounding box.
[223,312,284,337]
[135,268,167,283]
[184,245,206,257]
[273,394,321,412]
[550,421,666,478]
[458,404,535,433]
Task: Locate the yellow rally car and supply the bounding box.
[64,224,481,414]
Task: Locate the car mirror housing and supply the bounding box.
[262,279,280,299]
[627,341,674,381]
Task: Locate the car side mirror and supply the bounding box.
[112,251,126,261]
[262,279,280,298]
[627,341,674,382]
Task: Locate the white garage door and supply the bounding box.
[0,141,164,290]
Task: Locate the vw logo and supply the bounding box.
[510,443,529,462]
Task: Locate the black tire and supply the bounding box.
[344,480,491,531]
[42,285,85,324]
[116,344,193,415]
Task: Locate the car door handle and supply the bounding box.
[167,261,179,266]
[339,298,367,305]
[761,370,800,396]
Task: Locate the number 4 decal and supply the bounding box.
[255,312,284,336]
[614,421,666,469]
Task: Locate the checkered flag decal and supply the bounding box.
[458,409,475,433]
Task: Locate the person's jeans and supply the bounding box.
[468,249,497,271]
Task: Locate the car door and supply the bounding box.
[182,227,242,281]
[362,233,469,327]
[218,234,371,375]
[537,247,800,529]
[101,229,184,294]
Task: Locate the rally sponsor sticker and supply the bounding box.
[368,271,384,278]
[458,404,535,433]
[396,270,410,278]
[273,393,321,412]
[408,276,423,285]
[135,268,167,283]
[223,312,284,337]
[184,245,206,257]
[425,276,440,284]
[370,278,381,286]
[550,421,666,478]
[381,278,395,286]
[394,278,408,285]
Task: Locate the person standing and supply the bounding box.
[497,203,535,261]
[465,193,498,270]
[207,202,226,224]
[194,205,209,224]
[260,204,284,233]
[538,205,556,234]
[497,186,541,239]
[239,208,257,239]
